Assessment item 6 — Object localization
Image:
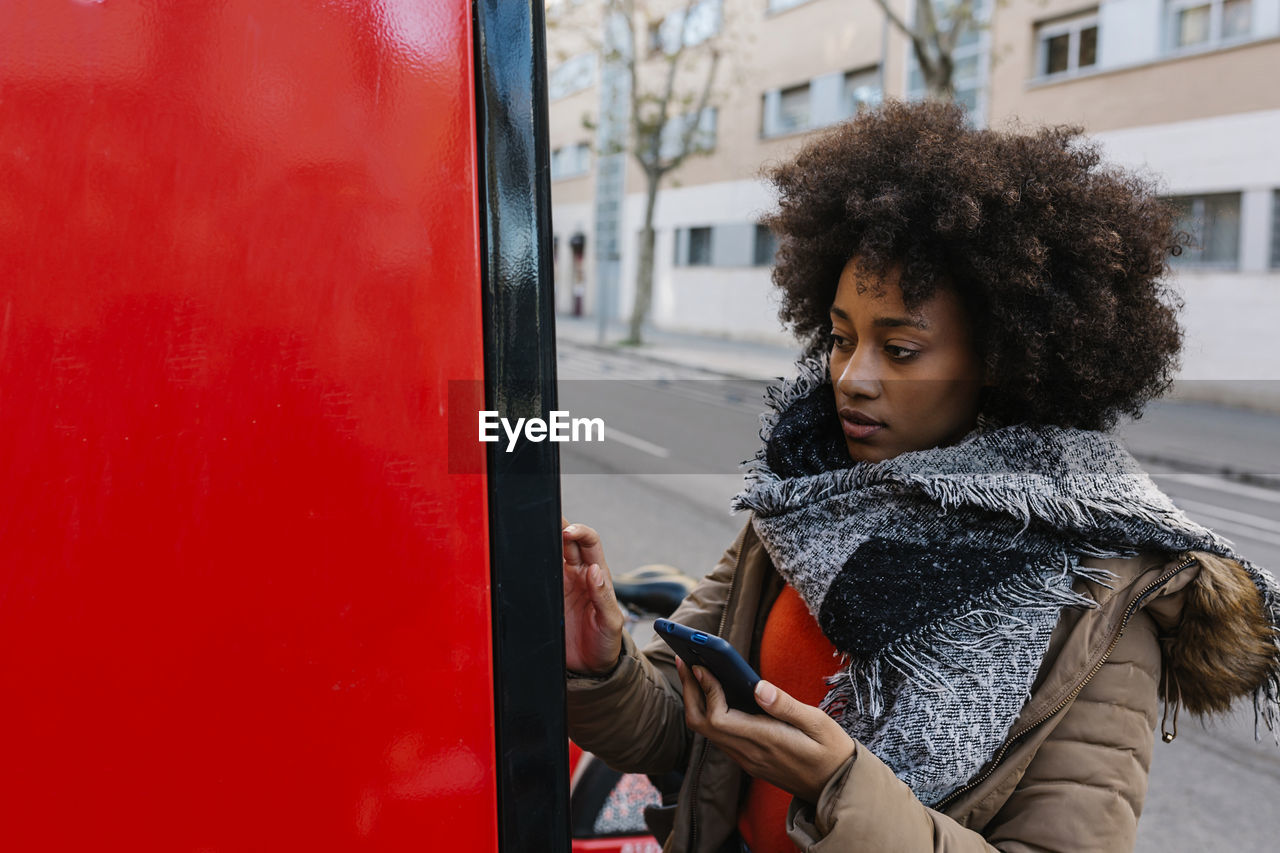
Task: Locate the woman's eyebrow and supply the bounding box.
[829,305,929,330]
[873,316,929,330]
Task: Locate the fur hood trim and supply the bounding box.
[1166,551,1280,727]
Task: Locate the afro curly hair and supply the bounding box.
[760,99,1187,431]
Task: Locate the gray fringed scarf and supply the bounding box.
[732,357,1280,806]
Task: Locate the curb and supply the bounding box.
[557,337,795,382]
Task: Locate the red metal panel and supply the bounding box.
[0,1,495,849]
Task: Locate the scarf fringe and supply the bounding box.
[734,356,829,512]
[820,557,1106,724]
[1246,559,1280,741]
[739,458,1228,555]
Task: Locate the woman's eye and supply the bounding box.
[885,345,920,360]
[829,333,854,351]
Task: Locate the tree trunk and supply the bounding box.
[626,174,661,345]
[923,51,955,100]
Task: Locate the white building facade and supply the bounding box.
[546,0,1280,393]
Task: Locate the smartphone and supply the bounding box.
[654,619,764,714]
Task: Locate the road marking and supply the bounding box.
[1174,498,1280,534]
[607,426,671,458]
[1160,473,1280,505]
[1175,497,1280,548]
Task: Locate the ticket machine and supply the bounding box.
[0,2,566,849]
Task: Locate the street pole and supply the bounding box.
[593,6,630,345]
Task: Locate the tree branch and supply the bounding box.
[870,0,913,39]
[668,47,721,171]
[937,0,977,56]
[916,0,944,68]
[606,0,645,165]
[872,0,936,81]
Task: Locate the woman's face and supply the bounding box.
[828,257,987,463]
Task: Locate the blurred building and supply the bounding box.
[545,0,1280,388]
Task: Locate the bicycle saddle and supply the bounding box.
[611,564,695,619]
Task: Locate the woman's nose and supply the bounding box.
[834,349,881,398]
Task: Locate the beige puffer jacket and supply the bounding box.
[566,518,1276,853]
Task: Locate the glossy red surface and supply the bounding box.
[572,840,662,853]
[0,1,494,848]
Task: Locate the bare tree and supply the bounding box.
[871,0,982,99]
[548,0,730,345]
[618,0,724,344]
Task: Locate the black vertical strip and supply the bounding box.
[473,1,569,852]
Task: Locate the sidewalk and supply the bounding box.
[555,314,801,380]
[555,313,1280,488]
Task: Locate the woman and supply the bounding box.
[562,100,1280,853]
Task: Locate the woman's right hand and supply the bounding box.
[562,517,626,676]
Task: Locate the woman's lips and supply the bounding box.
[839,408,885,440]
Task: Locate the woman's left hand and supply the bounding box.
[677,659,856,803]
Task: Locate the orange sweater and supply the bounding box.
[737,584,840,853]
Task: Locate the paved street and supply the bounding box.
[556,334,1280,852]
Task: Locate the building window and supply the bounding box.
[548,53,596,100]
[1166,0,1252,51]
[764,69,880,137]
[653,0,722,53]
[777,83,810,132]
[1035,13,1098,78]
[760,82,812,137]
[1174,2,1211,45]
[753,224,779,267]
[842,67,881,117]
[1170,192,1242,268]
[685,0,723,45]
[659,108,718,160]
[550,142,591,180]
[1223,0,1254,37]
[686,227,713,266]
[674,226,715,266]
[1271,190,1280,269]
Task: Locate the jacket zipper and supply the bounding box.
[687,545,743,853]
[933,554,1199,812]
